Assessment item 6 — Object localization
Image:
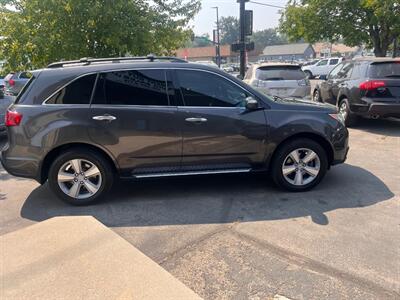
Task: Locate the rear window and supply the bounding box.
[256,66,306,81]
[368,62,400,78]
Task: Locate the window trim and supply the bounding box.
[42,67,261,108]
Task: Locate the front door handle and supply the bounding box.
[185,117,207,123]
[92,114,117,121]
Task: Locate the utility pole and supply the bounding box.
[239,0,246,78]
[393,37,398,58]
[212,7,221,68]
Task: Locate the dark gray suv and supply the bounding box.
[1,56,349,205]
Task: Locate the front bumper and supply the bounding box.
[331,125,349,165]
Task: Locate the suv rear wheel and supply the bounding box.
[272,139,328,192]
[48,149,114,205]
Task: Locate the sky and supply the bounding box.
[191,0,289,36]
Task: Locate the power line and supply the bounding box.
[248,1,285,9]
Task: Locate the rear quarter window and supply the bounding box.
[368,62,400,78]
[256,66,306,80]
[45,74,97,105]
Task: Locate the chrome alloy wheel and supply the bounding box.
[339,101,348,120]
[57,159,102,199]
[313,90,320,102]
[282,148,320,186]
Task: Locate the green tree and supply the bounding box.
[251,28,288,51]
[0,0,201,71]
[280,0,400,57]
[185,33,213,47]
[219,16,240,45]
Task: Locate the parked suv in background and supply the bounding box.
[1,56,348,205]
[302,57,343,78]
[244,63,310,98]
[312,57,400,126]
[4,71,32,96]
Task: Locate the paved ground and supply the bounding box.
[1,118,399,299]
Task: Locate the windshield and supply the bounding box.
[368,62,400,78]
[256,66,306,81]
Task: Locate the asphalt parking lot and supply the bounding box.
[0,118,399,300]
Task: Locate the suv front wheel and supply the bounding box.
[272,139,328,192]
[48,148,114,205]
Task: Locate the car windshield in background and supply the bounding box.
[256,66,306,81]
[369,62,400,78]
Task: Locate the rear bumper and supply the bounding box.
[351,101,400,118]
[0,148,41,182]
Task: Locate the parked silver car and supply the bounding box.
[4,71,32,96]
[244,63,310,98]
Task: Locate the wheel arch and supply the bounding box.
[269,132,334,169]
[39,143,118,184]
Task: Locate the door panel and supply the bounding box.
[88,69,182,176]
[179,107,267,167]
[175,69,268,168]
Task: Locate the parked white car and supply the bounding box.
[244,63,310,98]
[302,57,343,78]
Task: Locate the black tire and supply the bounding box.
[272,138,328,192]
[48,148,114,205]
[313,89,322,102]
[304,70,313,79]
[338,98,358,127]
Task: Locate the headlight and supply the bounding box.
[328,113,345,125]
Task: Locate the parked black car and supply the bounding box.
[313,57,400,126]
[1,56,348,205]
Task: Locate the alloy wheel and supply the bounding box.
[339,101,348,120]
[57,159,102,199]
[282,148,320,186]
[313,90,320,102]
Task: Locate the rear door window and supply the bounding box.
[92,69,170,106]
[368,62,400,78]
[46,74,97,104]
[255,66,306,81]
[317,60,328,66]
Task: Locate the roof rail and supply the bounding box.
[47,54,187,68]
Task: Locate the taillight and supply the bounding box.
[8,79,15,86]
[5,110,23,126]
[359,80,385,90]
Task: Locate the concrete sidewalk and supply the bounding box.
[0,216,201,300]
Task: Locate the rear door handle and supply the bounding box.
[92,115,117,121]
[185,117,207,123]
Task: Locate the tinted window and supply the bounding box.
[328,63,344,79]
[19,72,32,79]
[329,58,339,65]
[92,69,169,106]
[46,74,96,104]
[337,63,353,79]
[350,63,366,79]
[317,60,328,66]
[368,62,400,78]
[256,66,306,80]
[177,70,249,107]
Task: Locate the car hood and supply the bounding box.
[273,97,337,112]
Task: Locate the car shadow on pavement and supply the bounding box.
[20,163,394,226]
[351,117,400,137]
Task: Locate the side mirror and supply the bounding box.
[245,97,258,110]
[318,74,327,80]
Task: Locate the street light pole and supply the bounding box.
[239,0,246,78]
[212,6,221,68]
